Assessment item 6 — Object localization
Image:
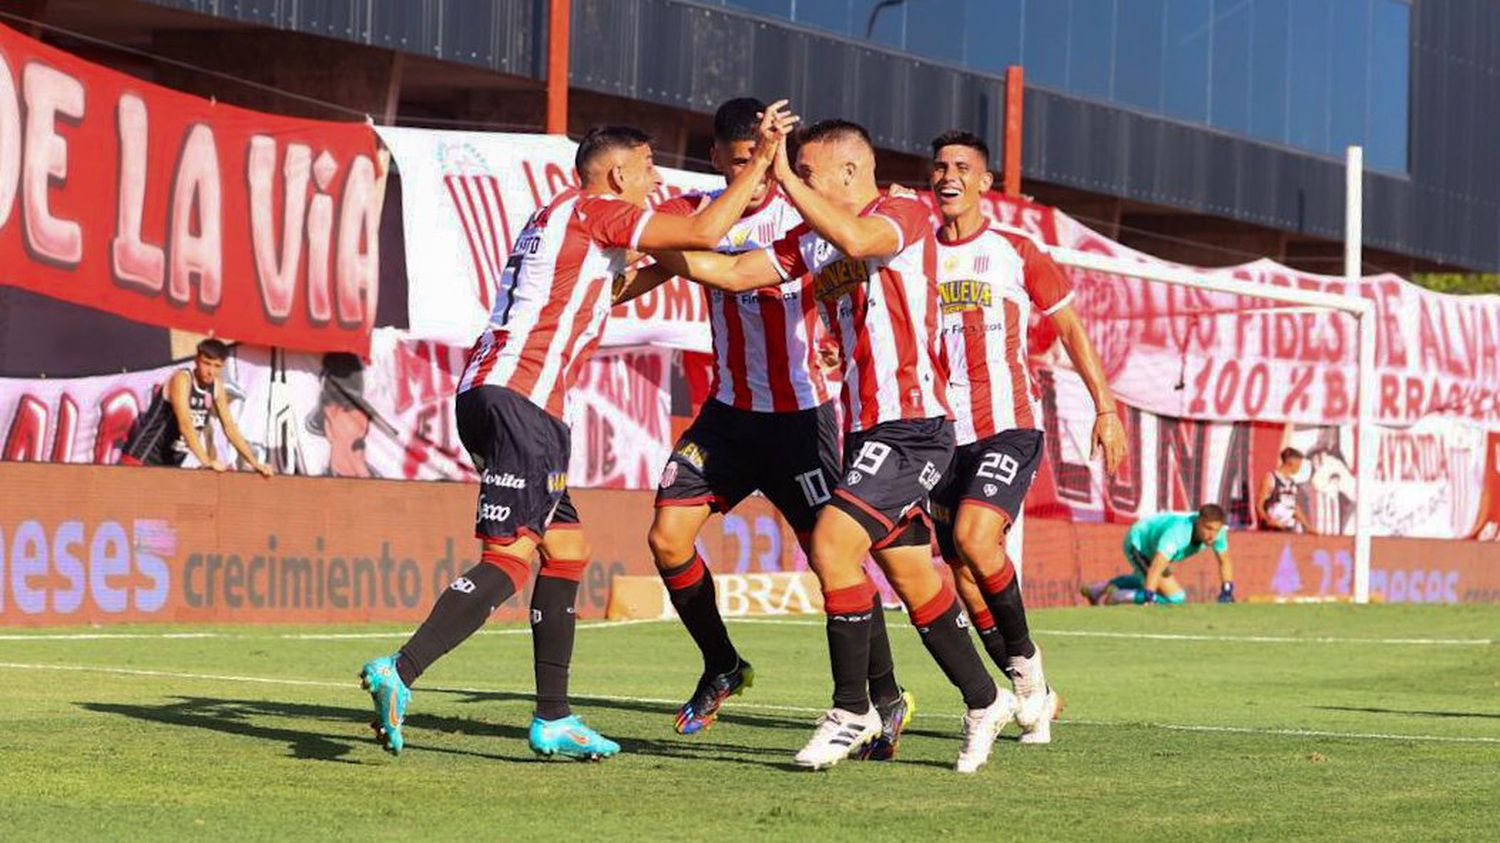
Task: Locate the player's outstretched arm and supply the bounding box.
[214,384,272,477]
[772,141,899,259]
[636,100,797,251]
[1254,472,1278,528]
[168,371,223,472]
[1215,549,1236,603]
[650,248,781,293]
[1050,303,1126,475]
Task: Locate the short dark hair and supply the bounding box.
[1280,447,1305,463]
[713,98,765,143]
[796,118,872,151]
[930,130,990,162]
[575,125,653,176]
[196,339,230,360]
[1198,503,1228,524]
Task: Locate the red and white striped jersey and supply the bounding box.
[936,226,1073,445]
[657,187,831,412]
[458,189,652,420]
[768,195,948,433]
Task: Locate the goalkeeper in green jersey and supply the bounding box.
[1081,504,1235,606]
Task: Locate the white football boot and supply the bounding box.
[1007,648,1061,744]
[794,706,883,770]
[954,689,1018,774]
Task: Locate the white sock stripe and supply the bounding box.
[0,660,1494,746]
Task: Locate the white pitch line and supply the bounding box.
[726,618,1493,647]
[1,660,1496,746]
[0,618,669,643]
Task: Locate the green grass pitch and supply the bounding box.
[1,604,1496,841]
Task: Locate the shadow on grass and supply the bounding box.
[1314,705,1500,720]
[77,695,851,772]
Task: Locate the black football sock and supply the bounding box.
[980,560,1037,660]
[972,608,1011,672]
[661,553,739,675]
[824,581,877,714]
[532,558,586,721]
[866,594,902,707]
[911,585,998,710]
[396,552,529,687]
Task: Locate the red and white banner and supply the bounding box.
[1028,363,1491,539]
[1038,213,1500,428]
[376,127,720,351]
[0,337,673,487]
[0,24,382,354]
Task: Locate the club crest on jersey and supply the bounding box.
[813,257,869,301]
[674,442,707,471]
[938,279,992,314]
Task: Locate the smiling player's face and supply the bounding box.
[614,143,664,208]
[930,144,992,219]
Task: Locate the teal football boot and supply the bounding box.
[528,715,620,761]
[358,655,410,755]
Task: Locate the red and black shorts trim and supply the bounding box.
[654,399,840,534]
[828,416,953,548]
[456,385,574,544]
[931,428,1044,560]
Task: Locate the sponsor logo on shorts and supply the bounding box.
[845,471,862,486]
[674,442,707,471]
[984,482,998,497]
[546,472,568,494]
[659,461,679,489]
[956,612,970,629]
[478,502,512,523]
[530,608,542,625]
[918,461,942,491]
[481,470,526,489]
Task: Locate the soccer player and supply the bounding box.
[654,119,1011,773]
[926,131,1126,744]
[1081,504,1237,606]
[119,338,273,477]
[1257,447,1315,533]
[358,106,797,760]
[641,99,910,751]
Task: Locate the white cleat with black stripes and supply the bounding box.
[794,706,883,770]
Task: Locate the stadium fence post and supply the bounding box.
[1348,145,1373,605]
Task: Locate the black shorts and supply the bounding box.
[456,385,572,544]
[655,399,840,535]
[829,417,953,548]
[931,428,1045,560]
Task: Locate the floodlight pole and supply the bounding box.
[1348,145,1373,604]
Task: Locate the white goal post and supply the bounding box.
[1031,146,1375,604]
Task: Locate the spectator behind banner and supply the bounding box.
[1257,447,1315,534]
[119,339,272,476]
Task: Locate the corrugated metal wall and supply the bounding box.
[138,0,1500,270]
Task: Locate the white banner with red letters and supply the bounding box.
[1039,212,1500,429]
[0,338,674,489]
[375,127,721,352]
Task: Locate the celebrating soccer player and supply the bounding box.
[655,119,1011,773]
[925,131,1126,744]
[1082,504,1237,606]
[633,99,911,751]
[358,104,798,761]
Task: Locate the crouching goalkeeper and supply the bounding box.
[1082,504,1235,606]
